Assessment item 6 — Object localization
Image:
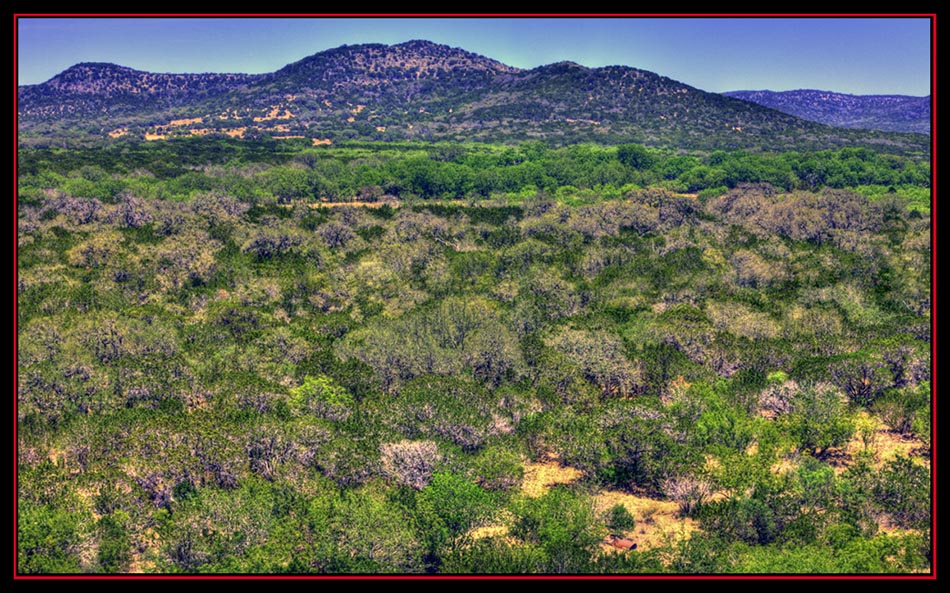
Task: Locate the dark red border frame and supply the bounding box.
[12,12,938,582]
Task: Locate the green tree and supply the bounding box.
[325,485,427,573]
[617,144,656,170]
[97,511,133,573]
[606,504,635,532]
[510,486,603,573]
[473,446,525,491]
[873,456,930,529]
[415,472,494,568]
[785,383,854,457]
[18,502,88,573]
[289,374,354,421]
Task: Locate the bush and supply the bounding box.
[785,383,854,457]
[829,356,891,409]
[289,375,354,422]
[473,446,525,491]
[663,475,712,517]
[617,144,656,170]
[607,504,635,532]
[873,456,930,529]
[380,440,442,490]
[873,383,929,436]
[97,512,132,573]
[510,486,603,573]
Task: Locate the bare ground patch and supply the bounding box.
[169,117,203,127]
[843,412,929,470]
[593,490,698,553]
[766,411,929,478]
[521,454,583,498]
[308,200,399,209]
[466,454,583,544]
[465,455,698,558]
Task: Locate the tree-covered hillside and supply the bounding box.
[725,90,931,135]
[18,41,931,154]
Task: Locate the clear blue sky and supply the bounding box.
[15,16,933,96]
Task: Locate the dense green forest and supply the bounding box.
[17,137,931,574]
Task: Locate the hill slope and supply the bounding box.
[17,41,929,153]
[724,89,931,135]
[17,62,262,119]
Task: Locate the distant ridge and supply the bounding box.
[20,62,261,118]
[724,89,930,135]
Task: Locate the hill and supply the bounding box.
[17,40,929,153]
[724,89,930,135]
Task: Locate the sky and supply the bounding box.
[15,16,933,96]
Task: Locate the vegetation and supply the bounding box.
[16,136,931,574]
[18,41,930,154]
[724,90,931,135]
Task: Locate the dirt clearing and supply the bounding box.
[594,490,698,552]
[521,454,582,498]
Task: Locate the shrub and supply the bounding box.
[606,504,635,532]
[873,383,929,436]
[473,446,524,491]
[289,375,354,422]
[663,475,712,517]
[380,440,442,490]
